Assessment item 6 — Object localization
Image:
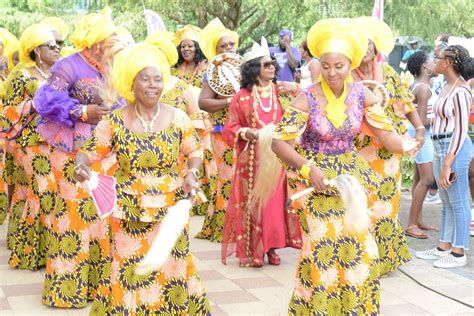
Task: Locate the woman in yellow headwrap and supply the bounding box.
[74,42,210,315]
[40,16,69,49]
[147,31,217,218]
[272,18,413,314]
[0,28,18,80]
[196,17,239,242]
[0,29,18,227]
[352,16,424,275]
[33,8,119,308]
[0,23,60,271]
[171,24,207,87]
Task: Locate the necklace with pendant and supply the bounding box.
[135,104,161,132]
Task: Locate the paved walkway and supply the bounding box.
[0,191,473,315]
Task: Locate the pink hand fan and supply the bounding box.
[85,172,117,219]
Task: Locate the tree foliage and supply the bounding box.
[0,0,472,50]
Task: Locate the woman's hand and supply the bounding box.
[73,163,92,182]
[277,81,298,95]
[415,128,425,147]
[183,172,200,197]
[245,128,259,142]
[438,166,453,189]
[309,164,328,191]
[87,104,111,125]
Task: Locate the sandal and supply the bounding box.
[404,225,429,239]
[418,223,439,232]
[267,252,281,266]
[239,258,264,268]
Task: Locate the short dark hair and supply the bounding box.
[240,55,280,91]
[301,40,313,58]
[407,51,428,77]
[29,50,37,62]
[443,45,474,80]
[175,40,205,67]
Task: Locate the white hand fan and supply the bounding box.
[286,174,369,233]
[135,197,193,275]
[85,172,117,219]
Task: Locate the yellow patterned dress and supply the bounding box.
[1,68,56,270]
[275,84,381,315]
[161,77,217,217]
[82,108,210,315]
[354,64,413,276]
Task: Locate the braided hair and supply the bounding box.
[407,51,428,77]
[443,45,474,80]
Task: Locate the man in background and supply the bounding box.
[270,29,301,82]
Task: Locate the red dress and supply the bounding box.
[221,84,301,266]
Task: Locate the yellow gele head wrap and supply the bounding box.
[40,17,70,40]
[198,17,239,60]
[0,28,18,55]
[70,7,116,50]
[19,24,55,67]
[113,42,171,104]
[116,26,135,45]
[173,25,201,47]
[307,18,367,70]
[354,16,394,55]
[60,45,77,58]
[6,40,19,71]
[145,31,179,66]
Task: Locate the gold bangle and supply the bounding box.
[299,161,314,179]
[415,126,425,131]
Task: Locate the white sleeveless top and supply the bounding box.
[410,82,437,120]
[300,59,317,88]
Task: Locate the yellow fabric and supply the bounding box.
[0,28,18,55]
[354,16,394,55]
[60,45,77,58]
[145,31,179,66]
[19,24,55,67]
[307,18,367,69]
[198,18,239,60]
[113,42,171,104]
[173,25,201,46]
[70,7,116,50]
[40,17,70,40]
[116,26,135,44]
[6,40,19,71]
[321,79,347,128]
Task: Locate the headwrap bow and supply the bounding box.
[198,18,239,60]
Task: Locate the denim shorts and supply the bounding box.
[408,125,433,164]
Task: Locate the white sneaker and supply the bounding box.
[415,247,451,260]
[433,253,467,268]
[424,192,442,205]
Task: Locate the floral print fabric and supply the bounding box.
[274,83,381,315]
[354,63,413,276]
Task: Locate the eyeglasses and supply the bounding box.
[262,60,276,68]
[40,43,60,51]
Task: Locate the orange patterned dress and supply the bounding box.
[354,64,414,276]
[82,108,210,315]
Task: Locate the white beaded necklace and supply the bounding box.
[34,64,49,80]
[135,104,161,132]
[255,83,273,113]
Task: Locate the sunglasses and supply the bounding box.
[56,40,65,48]
[262,60,276,68]
[41,43,60,51]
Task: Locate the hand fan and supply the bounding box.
[286,174,369,233]
[85,171,117,219]
[135,197,192,275]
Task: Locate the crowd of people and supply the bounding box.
[0,7,473,315]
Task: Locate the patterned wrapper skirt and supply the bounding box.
[287,150,380,315]
[196,132,235,242]
[356,135,411,276]
[8,143,56,270]
[42,148,111,308]
[89,217,210,315]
